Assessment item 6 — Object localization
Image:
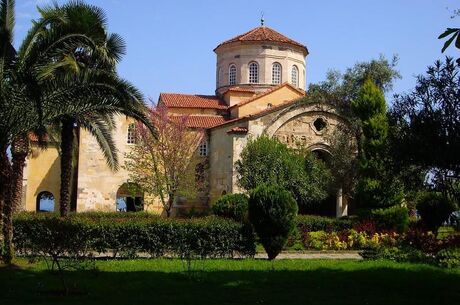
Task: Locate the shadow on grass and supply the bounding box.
[0,262,459,305]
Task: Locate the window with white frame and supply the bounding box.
[249,62,259,84]
[229,64,236,85]
[198,140,208,156]
[291,65,299,87]
[272,63,281,84]
[127,123,136,144]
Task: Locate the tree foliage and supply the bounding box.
[236,136,331,211]
[352,79,404,209]
[124,106,204,217]
[391,58,460,178]
[248,184,298,260]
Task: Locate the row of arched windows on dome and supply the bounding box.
[226,63,302,87]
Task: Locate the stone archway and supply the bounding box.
[261,102,349,218]
[116,183,144,212]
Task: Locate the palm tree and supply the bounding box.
[26,1,151,216]
[0,0,154,263]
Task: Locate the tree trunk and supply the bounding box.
[60,119,75,217]
[10,134,29,212]
[0,148,13,263]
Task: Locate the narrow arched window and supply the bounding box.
[272,63,282,85]
[127,123,136,144]
[291,65,299,87]
[228,64,236,85]
[249,62,259,84]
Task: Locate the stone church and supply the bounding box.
[23,24,349,217]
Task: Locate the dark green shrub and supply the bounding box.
[212,193,249,222]
[416,192,458,232]
[371,206,409,233]
[13,212,255,260]
[435,248,460,268]
[295,215,352,232]
[249,184,298,260]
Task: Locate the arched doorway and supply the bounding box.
[116,183,144,212]
[36,191,55,212]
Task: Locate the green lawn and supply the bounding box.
[1,258,459,305]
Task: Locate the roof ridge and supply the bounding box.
[229,82,305,109]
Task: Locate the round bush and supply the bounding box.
[249,184,298,260]
[371,205,409,233]
[212,193,249,222]
[416,192,458,232]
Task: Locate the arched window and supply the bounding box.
[116,183,144,212]
[248,62,259,84]
[228,64,237,85]
[272,63,282,85]
[291,65,299,87]
[127,123,136,144]
[36,191,55,212]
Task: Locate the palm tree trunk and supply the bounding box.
[0,147,13,263]
[60,119,75,217]
[10,134,29,212]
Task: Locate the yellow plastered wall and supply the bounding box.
[232,86,303,118]
[24,145,61,212]
[222,91,255,107]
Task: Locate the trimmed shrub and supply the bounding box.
[416,192,458,232]
[212,193,249,222]
[249,184,298,260]
[13,212,255,260]
[371,206,409,233]
[296,215,353,232]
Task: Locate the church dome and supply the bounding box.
[214,26,308,54]
[214,25,308,95]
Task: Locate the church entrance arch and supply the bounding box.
[262,102,349,218]
[116,183,144,212]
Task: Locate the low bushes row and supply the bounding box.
[13,212,256,259]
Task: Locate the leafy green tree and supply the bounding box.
[248,184,298,260]
[391,58,460,198]
[416,192,458,233]
[438,9,460,65]
[307,55,400,115]
[351,79,404,209]
[236,136,331,212]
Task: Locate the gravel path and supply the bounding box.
[254,251,362,260]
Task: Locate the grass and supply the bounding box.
[1,258,459,305]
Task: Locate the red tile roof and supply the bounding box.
[160,93,227,110]
[222,87,257,94]
[229,82,305,110]
[227,126,248,134]
[169,115,227,129]
[215,26,308,53]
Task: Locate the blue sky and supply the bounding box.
[14,0,459,103]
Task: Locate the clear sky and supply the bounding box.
[14,0,459,103]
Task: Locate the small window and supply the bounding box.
[229,64,237,85]
[291,65,299,87]
[36,191,55,212]
[249,62,259,84]
[267,103,273,108]
[313,118,327,132]
[272,63,282,84]
[198,140,208,156]
[127,123,136,144]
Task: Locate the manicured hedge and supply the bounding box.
[295,215,353,232]
[13,212,255,259]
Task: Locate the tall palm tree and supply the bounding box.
[26,1,151,216]
[0,0,154,263]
